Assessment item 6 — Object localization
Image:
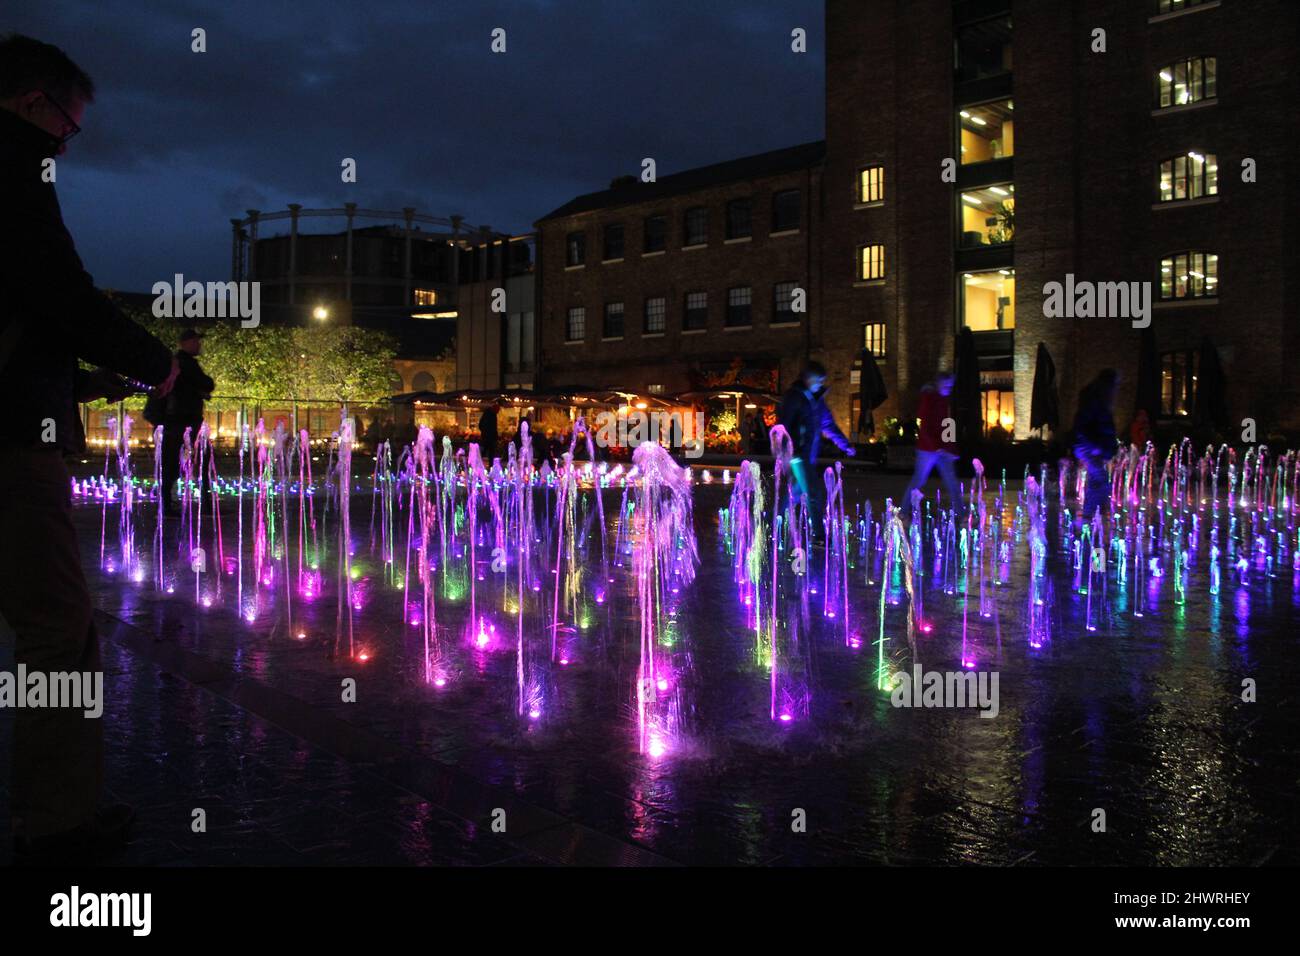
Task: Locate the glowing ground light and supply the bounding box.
[779,713,793,723]
[656,678,668,692]
[433,677,447,687]
[357,651,371,662]
[559,657,570,665]
[921,622,934,633]
[528,707,541,720]
[202,596,212,608]
[647,734,667,758]
[962,659,976,669]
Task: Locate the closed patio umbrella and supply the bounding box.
[1029,341,1059,435]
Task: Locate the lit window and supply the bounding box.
[1155,0,1211,14]
[1158,152,1217,201]
[959,184,1014,247]
[862,322,886,358]
[958,100,1014,164]
[858,166,885,203]
[726,287,752,327]
[644,296,666,334]
[981,387,1015,435]
[603,302,624,339]
[683,291,708,331]
[1156,57,1216,109]
[414,289,438,306]
[1159,251,1218,300]
[961,269,1015,331]
[858,245,885,281]
[565,306,585,342]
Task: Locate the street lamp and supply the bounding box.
[313,305,329,321]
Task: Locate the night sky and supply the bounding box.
[8,0,824,292]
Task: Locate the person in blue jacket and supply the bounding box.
[1071,368,1120,522]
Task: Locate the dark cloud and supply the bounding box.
[7,0,823,288]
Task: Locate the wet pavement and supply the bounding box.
[5,467,1298,866]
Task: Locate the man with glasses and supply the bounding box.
[0,34,180,862]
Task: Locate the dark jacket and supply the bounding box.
[0,109,172,452]
[163,350,214,425]
[1071,385,1118,462]
[778,383,851,464]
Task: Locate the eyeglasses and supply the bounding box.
[40,90,81,143]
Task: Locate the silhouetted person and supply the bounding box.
[478,403,498,462]
[778,361,854,533]
[744,411,768,455]
[1072,368,1120,522]
[160,328,214,516]
[905,372,961,513]
[0,34,179,862]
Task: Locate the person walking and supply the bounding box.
[904,372,962,514]
[159,328,214,517]
[777,361,855,532]
[0,34,179,861]
[1072,368,1120,522]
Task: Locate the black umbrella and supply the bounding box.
[1133,326,1160,422]
[1193,336,1227,431]
[856,348,888,436]
[953,328,982,448]
[1029,341,1059,435]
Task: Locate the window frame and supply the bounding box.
[643,214,667,253]
[565,231,586,267]
[773,281,800,322]
[725,286,753,328]
[602,301,625,339]
[772,189,802,232]
[643,296,666,334]
[683,206,709,247]
[857,165,885,204]
[602,222,625,261]
[565,306,586,342]
[725,198,753,240]
[1157,151,1218,202]
[1158,250,1218,300]
[683,291,708,331]
[1155,55,1216,109]
[862,321,887,359]
[857,244,886,281]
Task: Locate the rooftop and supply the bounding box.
[536,140,826,223]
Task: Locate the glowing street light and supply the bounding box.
[313,305,329,321]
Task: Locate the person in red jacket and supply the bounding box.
[904,372,961,513]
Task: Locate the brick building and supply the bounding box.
[536,143,825,406]
[823,0,1300,440]
[534,0,1299,444]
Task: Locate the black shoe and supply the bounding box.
[14,803,136,865]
